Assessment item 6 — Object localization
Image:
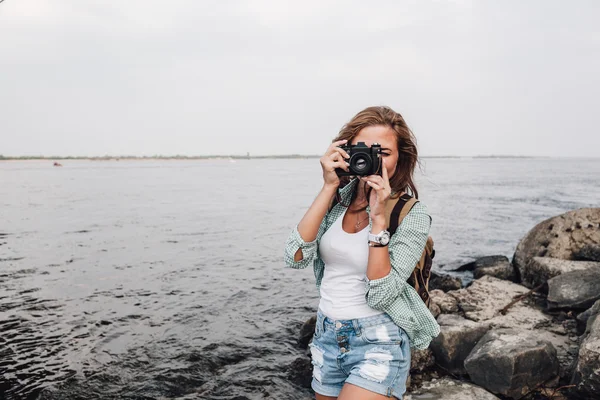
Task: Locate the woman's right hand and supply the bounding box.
[320,139,350,188]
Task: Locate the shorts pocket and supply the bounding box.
[361,321,404,345]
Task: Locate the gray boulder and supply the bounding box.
[576,299,600,334]
[430,314,491,375]
[571,305,600,398]
[429,289,459,314]
[573,243,600,262]
[520,257,600,289]
[404,377,500,400]
[456,256,509,272]
[464,329,560,399]
[429,271,462,292]
[298,316,316,348]
[447,276,574,380]
[512,208,600,288]
[410,348,434,373]
[547,267,600,310]
[456,256,517,282]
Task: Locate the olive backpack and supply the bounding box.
[330,190,435,306]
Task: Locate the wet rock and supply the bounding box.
[410,348,434,373]
[512,208,600,288]
[570,305,600,398]
[447,276,574,380]
[429,289,459,314]
[404,377,500,400]
[455,256,516,282]
[429,271,462,292]
[519,257,600,289]
[428,301,441,318]
[286,356,312,389]
[430,314,491,375]
[455,256,505,272]
[547,267,600,310]
[573,243,600,262]
[576,300,600,334]
[474,258,516,282]
[298,316,316,349]
[464,329,560,399]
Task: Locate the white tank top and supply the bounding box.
[317,207,385,320]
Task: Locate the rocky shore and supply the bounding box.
[290,208,600,399]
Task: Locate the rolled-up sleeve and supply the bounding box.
[284,224,319,269]
[365,201,431,310]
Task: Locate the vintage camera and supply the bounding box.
[335,141,382,176]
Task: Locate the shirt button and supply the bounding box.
[335,321,342,329]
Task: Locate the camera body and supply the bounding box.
[335,141,382,177]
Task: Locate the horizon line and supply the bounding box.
[1,154,597,160]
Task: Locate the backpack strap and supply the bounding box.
[387,193,418,236]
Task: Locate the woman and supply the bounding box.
[284,106,440,400]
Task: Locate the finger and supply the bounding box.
[381,158,388,180]
[331,160,350,172]
[329,148,350,161]
[381,159,391,190]
[362,175,384,185]
[364,180,383,190]
[333,147,351,159]
[327,139,348,155]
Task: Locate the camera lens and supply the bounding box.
[350,154,372,175]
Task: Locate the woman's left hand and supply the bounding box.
[360,158,391,225]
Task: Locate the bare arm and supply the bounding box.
[284,138,350,266]
[294,184,338,261]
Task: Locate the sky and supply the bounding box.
[0,0,599,157]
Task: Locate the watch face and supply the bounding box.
[381,232,390,245]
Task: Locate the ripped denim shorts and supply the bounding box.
[308,308,411,399]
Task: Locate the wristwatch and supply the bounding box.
[368,230,390,247]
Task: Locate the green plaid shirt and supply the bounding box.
[284,177,440,350]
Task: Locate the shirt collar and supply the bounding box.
[338,177,371,213]
[338,176,402,214]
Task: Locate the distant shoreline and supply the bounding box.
[0,155,555,161]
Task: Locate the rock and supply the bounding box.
[447,276,575,380]
[429,271,462,292]
[404,377,500,400]
[286,356,312,388]
[576,300,600,335]
[573,243,600,262]
[298,316,316,348]
[513,208,600,288]
[428,302,441,318]
[473,261,517,282]
[456,256,517,281]
[576,308,594,334]
[448,276,532,322]
[410,348,434,373]
[547,267,600,310]
[430,314,491,375]
[464,329,560,399]
[519,257,600,289]
[455,256,508,271]
[429,289,459,314]
[571,306,600,398]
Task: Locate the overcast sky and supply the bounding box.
[1,0,598,157]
